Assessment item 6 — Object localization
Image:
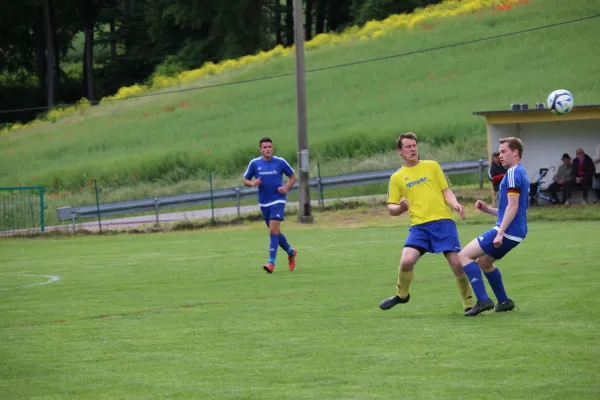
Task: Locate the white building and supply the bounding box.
[473,105,600,204]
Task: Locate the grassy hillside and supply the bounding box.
[1,0,599,200]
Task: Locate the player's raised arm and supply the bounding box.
[475,200,498,216]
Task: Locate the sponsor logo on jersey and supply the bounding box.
[258,170,279,175]
[406,177,428,188]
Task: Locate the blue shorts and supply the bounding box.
[260,203,285,226]
[477,228,521,260]
[405,219,462,255]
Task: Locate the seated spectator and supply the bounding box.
[548,153,573,204]
[593,144,600,204]
[488,151,505,198]
[566,148,595,204]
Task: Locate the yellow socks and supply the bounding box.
[455,275,475,310]
[396,269,414,299]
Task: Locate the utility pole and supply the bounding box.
[293,0,313,223]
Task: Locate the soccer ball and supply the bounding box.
[546,89,574,115]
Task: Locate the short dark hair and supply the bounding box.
[499,137,523,158]
[396,132,417,149]
[561,153,571,160]
[492,152,500,157]
[259,137,272,146]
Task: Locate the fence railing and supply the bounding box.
[57,158,489,225]
[0,186,45,234]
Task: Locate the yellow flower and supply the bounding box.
[372,30,385,39]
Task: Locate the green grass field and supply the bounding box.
[1,0,599,201]
[2,209,600,399]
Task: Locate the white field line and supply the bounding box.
[0,274,60,291]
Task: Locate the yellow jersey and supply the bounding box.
[387,160,454,226]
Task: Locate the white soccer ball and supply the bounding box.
[546,89,574,115]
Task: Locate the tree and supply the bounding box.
[221,0,269,58]
[0,3,37,74]
[326,0,351,32]
[2,0,446,127]
[34,10,48,101]
[43,0,55,108]
[81,0,106,103]
[275,0,282,45]
[285,0,294,45]
[315,0,325,34]
[305,0,313,40]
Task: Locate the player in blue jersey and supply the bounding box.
[244,137,297,274]
[459,137,530,316]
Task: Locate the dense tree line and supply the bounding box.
[0,0,442,125]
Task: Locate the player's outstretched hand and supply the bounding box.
[493,232,503,248]
[475,200,488,213]
[277,186,288,194]
[254,178,262,187]
[398,197,409,213]
[453,203,465,220]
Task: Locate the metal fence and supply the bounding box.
[0,186,45,236]
[52,158,488,232]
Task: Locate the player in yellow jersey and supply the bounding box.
[379,132,475,313]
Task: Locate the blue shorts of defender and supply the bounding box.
[405,219,462,255]
[260,203,285,226]
[477,227,521,260]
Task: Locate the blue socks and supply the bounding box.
[278,233,294,256]
[464,262,510,303]
[268,234,278,265]
[268,233,294,266]
[485,268,508,304]
[463,262,490,301]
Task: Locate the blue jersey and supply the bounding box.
[244,156,294,207]
[496,164,530,241]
